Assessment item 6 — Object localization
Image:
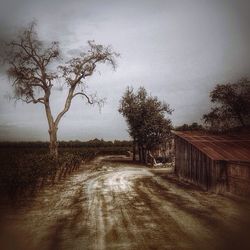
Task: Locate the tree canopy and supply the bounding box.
[203,78,250,131]
[119,87,173,164]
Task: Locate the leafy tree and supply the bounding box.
[2,22,118,157]
[119,87,172,164]
[203,78,250,131]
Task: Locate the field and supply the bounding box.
[0,143,131,201]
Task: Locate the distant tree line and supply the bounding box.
[0,139,132,149]
[175,122,204,131]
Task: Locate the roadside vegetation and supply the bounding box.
[0,140,131,200]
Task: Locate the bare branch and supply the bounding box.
[54,85,76,126]
[58,40,119,87]
[72,92,94,104]
[14,95,45,104]
[2,22,118,157]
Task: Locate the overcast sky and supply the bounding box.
[0,0,249,141]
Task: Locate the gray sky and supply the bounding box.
[0,0,249,141]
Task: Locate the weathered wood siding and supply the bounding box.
[175,135,250,196]
[175,136,213,190]
[227,161,250,196]
[173,130,250,197]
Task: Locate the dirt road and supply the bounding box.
[1,156,250,250]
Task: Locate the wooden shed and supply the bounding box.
[173,131,250,196]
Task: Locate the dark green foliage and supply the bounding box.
[119,86,173,164]
[203,78,250,131]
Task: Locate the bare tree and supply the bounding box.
[3,22,118,157]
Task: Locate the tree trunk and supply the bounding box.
[148,151,157,166]
[133,140,136,161]
[49,126,58,158]
[44,100,58,158]
[141,146,146,164]
[237,113,246,127]
[142,148,147,165]
[138,146,142,163]
[144,149,148,165]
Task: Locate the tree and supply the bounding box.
[203,78,250,131]
[3,22,118,157]
[119,87,172,164]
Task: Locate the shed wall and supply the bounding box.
[228,161,250,196]
[175,137,213,190]
[175,135,250,196]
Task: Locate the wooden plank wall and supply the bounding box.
[228,161,250,197]
[175,135,250,196]
[175,136,213,190]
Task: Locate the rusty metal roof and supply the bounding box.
[172,131,250,162]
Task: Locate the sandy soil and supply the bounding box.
[0,155,250,250]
